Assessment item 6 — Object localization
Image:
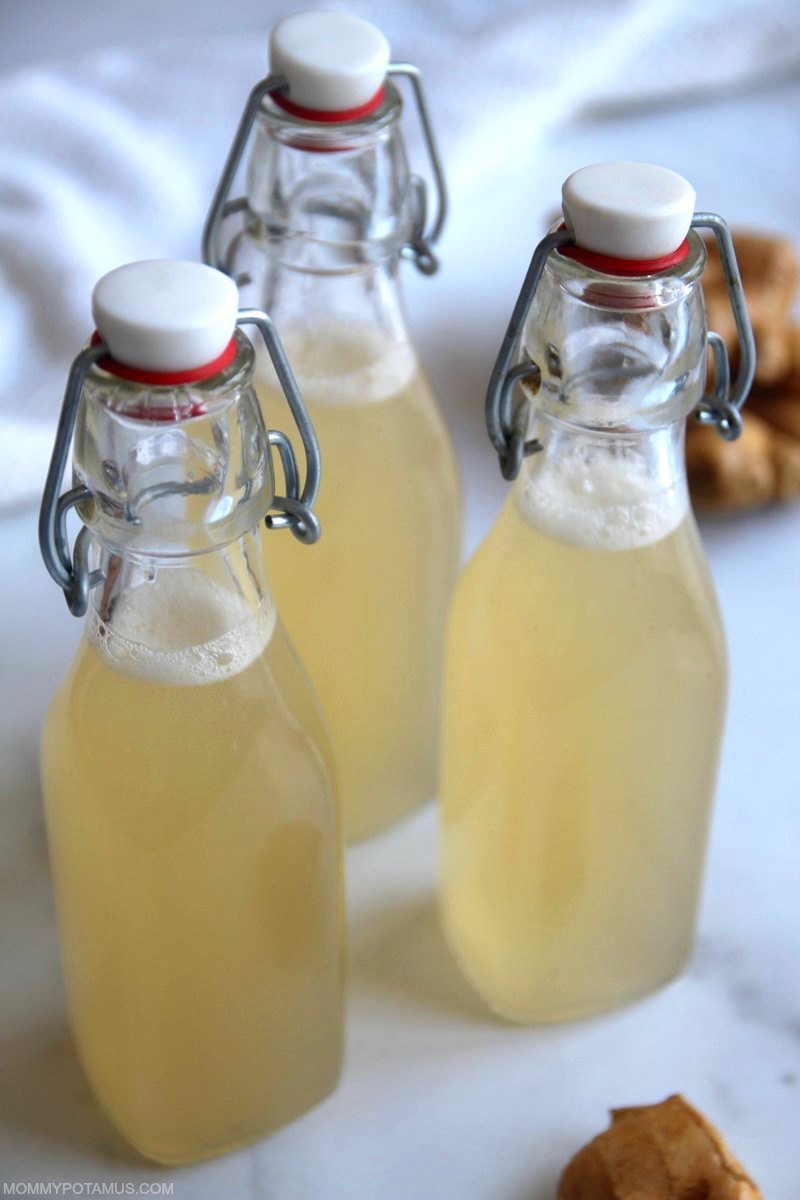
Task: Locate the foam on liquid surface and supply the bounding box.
[88,569,275,686]
[515,441,689,551]
[265,323,417,407]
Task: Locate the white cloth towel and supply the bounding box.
[1,0,799,512]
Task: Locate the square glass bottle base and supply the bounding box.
[440,907,693,1026]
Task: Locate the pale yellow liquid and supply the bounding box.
[41,569,344,1164]
[440,448,727,1022]
[258,327,460,841]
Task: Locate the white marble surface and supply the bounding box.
[2,31,800,1200]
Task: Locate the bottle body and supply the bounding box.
[240,92,461,840]
[440,234,727,1021]
[41,537,344,1163]
[257,320,459,840]
[440,449,726,1021]
[40,334,343,1163]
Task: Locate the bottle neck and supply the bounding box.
[521,229,708,430]
[232,87,420,393]
[236,83,415,281]
[512,234,707,548]
[73,331,273,558]
[247,257,420,415]
[254,255,412,353]
[87,529,276,674]
[514,415,690,551]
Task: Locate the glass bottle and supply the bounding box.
[204,12,461,842]
[39,261,344,1163]
[439,163,756,1023]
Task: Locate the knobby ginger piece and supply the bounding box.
[770,424,800,499]
[686,416,775,510]
[703,230,799,318]
[689,229,800,508]
[686,384,800,509]
[755,387,800,442]
[558,1095,762,1200]
[782,325,800,391]
[704,231,799,386]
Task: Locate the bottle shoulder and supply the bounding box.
[447,499,727,716]
[453,494,725,636]
[43,609,337,804]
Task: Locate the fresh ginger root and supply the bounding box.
[558,1095,762,1200]
[688,230,800,509]
[703,231,799,386]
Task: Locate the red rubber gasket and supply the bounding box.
[558,235,690,276]
[272,85,386,124]
[88,333,238,419]
[90,332,237,385]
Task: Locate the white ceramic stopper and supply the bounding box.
[270,11,390,112]
[92,260,239,372]
[561,162,696,260]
